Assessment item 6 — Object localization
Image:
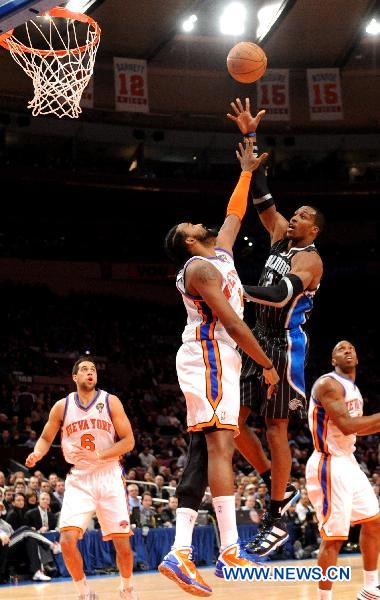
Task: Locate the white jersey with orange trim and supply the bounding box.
[308,371,363,456]
[176,247,244,349]
[61,389,118,471]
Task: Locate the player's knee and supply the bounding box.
[113,537,132,558]
[362,518,380,537]
[60,530,80,551]
[320,539,343,557]
[266,419,288,443]
[206,430,234,460]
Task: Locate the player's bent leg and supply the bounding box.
[317,539,344,592]
[357,518,380,600]
[265,418,291,502]
[60,528,98,599]
[244,419,290,558]
[236,406,271,475]
[112,536,139,600]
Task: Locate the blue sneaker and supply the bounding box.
[215,540,260,578]
[158,546,212,597]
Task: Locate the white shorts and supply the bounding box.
[176,340,241,433]
[59,462,131,540]
[306,451,380,540]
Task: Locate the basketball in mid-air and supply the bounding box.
[227,42,267,83]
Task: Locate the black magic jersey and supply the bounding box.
[254,238,320,331]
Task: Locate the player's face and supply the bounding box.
[286,206,318,241]
[332,340,358,371]
[178,222,218,243]
[73,361,97,391]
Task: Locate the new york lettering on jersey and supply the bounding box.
[176,248,244,348]
[61,389,118,469]
[308,371,363,456]
[256,238,320,330]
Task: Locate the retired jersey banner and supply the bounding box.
[256,69,290,121]
[80,76,94,109]
[114,57,149,113]
[307,68,343,120]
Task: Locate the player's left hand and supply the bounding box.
[236,138,268,172]
[70,445,99,464]
[227,97,265,134]
[262,366,280,399]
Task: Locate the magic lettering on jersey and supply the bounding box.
[65,419,112,437]
[264,253,291,277]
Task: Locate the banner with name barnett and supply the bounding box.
[307,68,343,120]
[256,69,290,121]
[114,57,149,113]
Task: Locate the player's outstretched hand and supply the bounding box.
[25,450,42,468]
[236,138,268,172]
[263,366,280,399]
[227,97,265,135]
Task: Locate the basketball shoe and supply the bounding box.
[158,546,212,596]
[244,512,288,557]
[357,585,380,599]
[215,540,261,578]
[281,484,300,515]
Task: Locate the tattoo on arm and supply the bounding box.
[195,262,219,285]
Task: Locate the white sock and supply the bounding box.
[172,508,198,549]
[121,575,132,590]
[212,495,238,549]
[318,589,332,600]
[73,578,89,595]
[364,570,379,588]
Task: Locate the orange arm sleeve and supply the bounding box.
[226,171,252,222]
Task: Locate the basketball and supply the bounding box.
[227,41,267,84]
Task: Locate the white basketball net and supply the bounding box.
[0,8,100,118]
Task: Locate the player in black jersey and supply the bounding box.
[228,97,324,558]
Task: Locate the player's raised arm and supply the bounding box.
[316,378,380,436]
[186,259,279,395]
[227,97,288,244]
[25,399,64,468]
[216,139,268,253]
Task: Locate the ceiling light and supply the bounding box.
[220,2,247,36]
[256,2,281,39]
[366,18,380,35]
[65,0,96,12]
[182,14,198,33]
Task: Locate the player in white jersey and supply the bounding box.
[25,357,138,600]
[306,341,380,600]
[158,139,279,596]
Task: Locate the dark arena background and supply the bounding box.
[0,1,379,598]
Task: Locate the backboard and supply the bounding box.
[0,0,58,33]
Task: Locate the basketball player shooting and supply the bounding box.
[306,341,380,600]
[25,357,138,600]
[228,97,324,558]
[159,139,279,596]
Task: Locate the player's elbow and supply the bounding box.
[337,419,355,436]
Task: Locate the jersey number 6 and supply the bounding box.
[81,433,96,451]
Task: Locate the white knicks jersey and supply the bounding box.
[61,389,118,470]
[176,248,244,348]
[308,371,363,456]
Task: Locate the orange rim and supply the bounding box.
[0,7,101,56]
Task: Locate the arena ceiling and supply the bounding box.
[0,0,379,131]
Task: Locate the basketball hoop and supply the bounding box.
[0,7,101,118]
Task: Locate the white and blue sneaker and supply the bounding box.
[281,484,300,515]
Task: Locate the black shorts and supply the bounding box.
[240,325,308,420]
